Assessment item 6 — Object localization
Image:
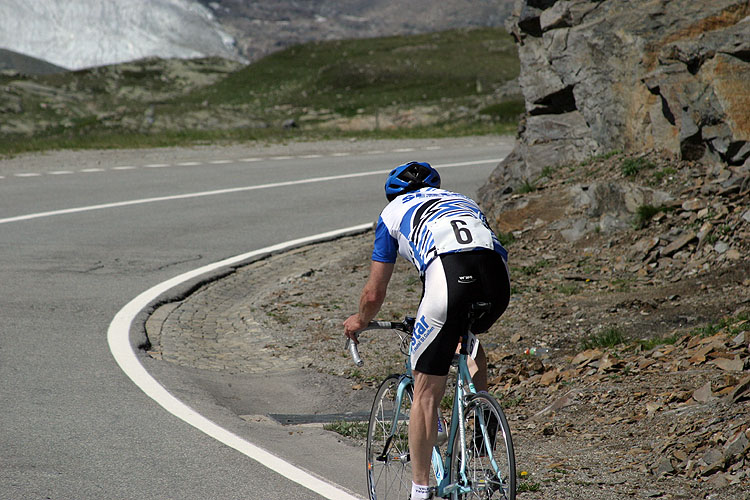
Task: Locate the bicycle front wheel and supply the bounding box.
[450,392,516,500]
[366,374,414,500]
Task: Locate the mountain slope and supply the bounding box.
[0,48,66,76]
[200,0,515,62]
[0,0,514,71]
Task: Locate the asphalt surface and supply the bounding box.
[0,136,514,499]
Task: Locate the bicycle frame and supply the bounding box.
[387,333,491,499]
[435,335,477,498]
[355,308,509,500]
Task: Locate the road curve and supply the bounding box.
[0,137,513,499]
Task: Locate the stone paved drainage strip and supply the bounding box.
[269,412,371,426]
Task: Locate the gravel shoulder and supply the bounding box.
[148,148,750,499]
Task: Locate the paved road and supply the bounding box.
[0,137,514,499]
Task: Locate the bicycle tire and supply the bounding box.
[366,374,414,500]
[450,392,516,500]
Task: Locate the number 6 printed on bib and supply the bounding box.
[428,216,494,254]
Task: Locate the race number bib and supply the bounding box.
[428,216,494,254]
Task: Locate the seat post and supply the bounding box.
[460,302,490,354]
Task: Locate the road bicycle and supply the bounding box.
[347,302,516,500]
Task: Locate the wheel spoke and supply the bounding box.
[367,376,413,500]
[450,393,516,500]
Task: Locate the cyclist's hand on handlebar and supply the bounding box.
[343,314,367,343]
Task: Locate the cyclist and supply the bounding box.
[343,161,510,500]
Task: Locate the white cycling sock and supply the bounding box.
[411,482,432,499]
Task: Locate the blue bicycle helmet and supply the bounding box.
[385,161,441,201]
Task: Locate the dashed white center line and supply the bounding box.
[0,144,497,183]
[0,158,502,225]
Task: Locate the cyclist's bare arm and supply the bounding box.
[343,260,395,341]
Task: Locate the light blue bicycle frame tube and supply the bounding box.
[436,353,476,497]
[389,343,500,498]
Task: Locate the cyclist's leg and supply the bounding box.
[408,259,455,497]
[409,370,448,487]
[466,343,488,392]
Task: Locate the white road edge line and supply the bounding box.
[0,158,503,225]
[107,224,372,500]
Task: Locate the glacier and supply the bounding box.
[0,0,245,70]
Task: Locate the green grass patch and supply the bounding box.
[692,313,750,338]
[496,231,516,248]
[633,204,675,229]
[516,178,537,194]
[325,419,409,442]
[0,127,283,156]
[621,157,657,177]
[579,149,622,168]
[633,204,662,229]
[323,421,369,440]
[0,121,515,157]
[440,394,454,413]
[540,165,557,178]
[518,481,541,492]
[638,333,682,351]
[555,282,580,295]
[652,166,677,183]
[516,259,550,276]
[478,98,525,123]
[637,313,749,350]
[494,393,525,409]
[609,277,634,292]
[581,327,628,350]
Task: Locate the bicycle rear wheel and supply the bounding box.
[450,392,516,500]
[366,374,414,500]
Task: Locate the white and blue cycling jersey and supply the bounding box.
[372,187,508,274]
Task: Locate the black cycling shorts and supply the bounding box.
[410,250,510,376]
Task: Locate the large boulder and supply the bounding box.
[480,0,750,211]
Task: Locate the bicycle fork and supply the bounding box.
[377,376,412,464]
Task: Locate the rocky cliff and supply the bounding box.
[479,0,750,215]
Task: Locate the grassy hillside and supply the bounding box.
[0,27,520,155]
[196,28,519,113]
